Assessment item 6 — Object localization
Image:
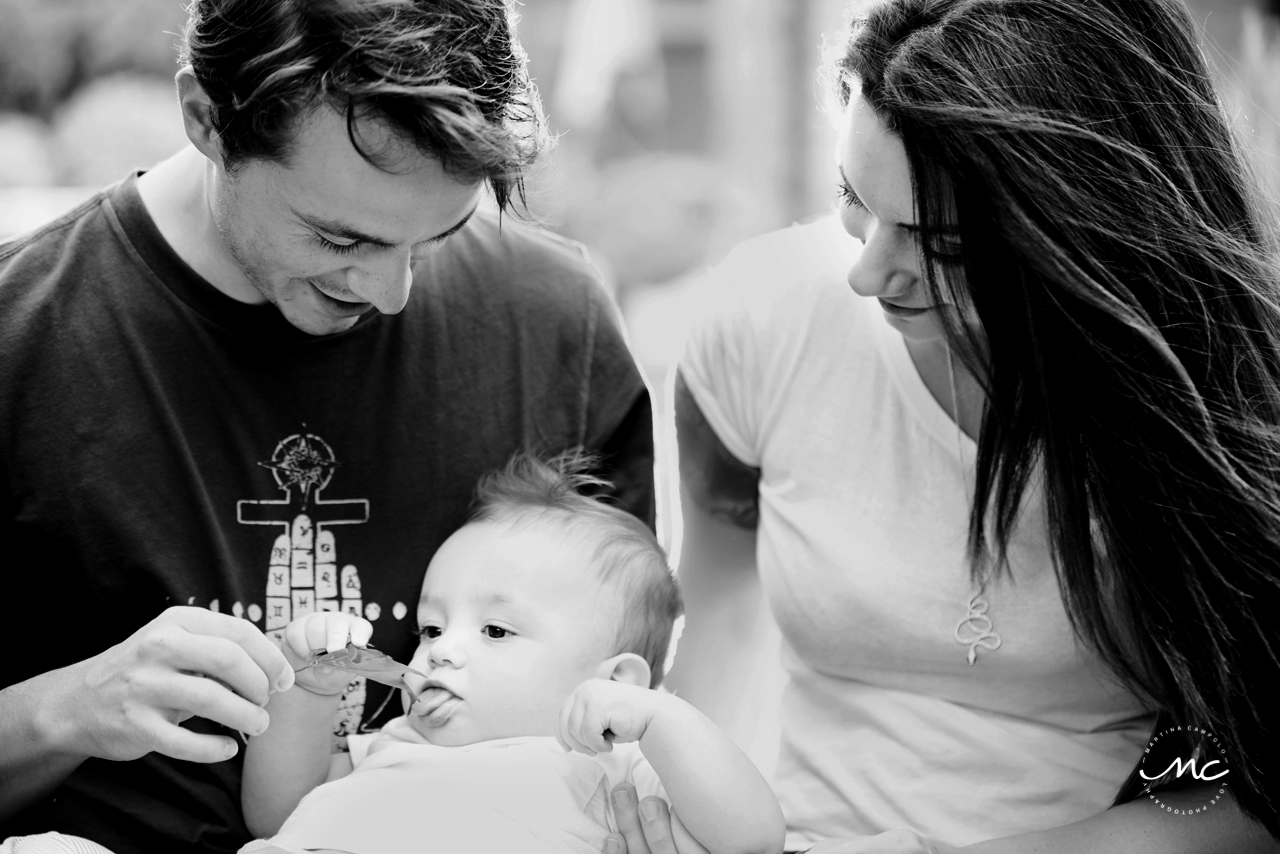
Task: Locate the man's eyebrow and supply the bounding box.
[293,204,479,248]
[427,205,479,244]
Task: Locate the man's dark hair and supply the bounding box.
[180,0,546,212]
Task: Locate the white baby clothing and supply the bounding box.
[246,716,665,854]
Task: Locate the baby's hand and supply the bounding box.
[281,612,374,697]
[556,679,664,756]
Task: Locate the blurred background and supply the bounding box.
[3,0,1277,375]
[1,0,1277,772]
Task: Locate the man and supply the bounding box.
[0,1,654,852]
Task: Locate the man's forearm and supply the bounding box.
[0,669,88,825]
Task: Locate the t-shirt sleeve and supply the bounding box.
[679,220,858,470]
[583,284,657,530]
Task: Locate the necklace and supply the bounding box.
[947,346,1002,665]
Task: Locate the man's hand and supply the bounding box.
[281,611,374,697]
[604,782,684,854]
[557,679,665,756]
[43,606,293,764]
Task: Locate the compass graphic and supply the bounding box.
[239,432,371,636]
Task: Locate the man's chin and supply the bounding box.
[280,308,365,336]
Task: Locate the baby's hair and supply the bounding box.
[469,451,682,688]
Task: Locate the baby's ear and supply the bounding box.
[597,653,651,688]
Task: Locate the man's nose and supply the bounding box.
[344,252,414,315]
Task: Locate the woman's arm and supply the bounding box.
[661,372,763,731]
[962,789,1280,854]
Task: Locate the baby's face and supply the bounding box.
[403,519,616,745]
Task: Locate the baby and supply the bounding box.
[238,453,783,854]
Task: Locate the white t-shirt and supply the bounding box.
[256,717,665,854]
[679,216,1154,850]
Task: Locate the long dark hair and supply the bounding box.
[840,0,1280,836]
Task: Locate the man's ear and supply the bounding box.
[595,653,651,689]
[175,67,224,165]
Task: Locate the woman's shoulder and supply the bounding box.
[691,215,868,342]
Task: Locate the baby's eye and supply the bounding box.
[418,625,441,639]
[483,625,510,639]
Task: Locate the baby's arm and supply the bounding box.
[241,613,372,838]
[558,679,785,854]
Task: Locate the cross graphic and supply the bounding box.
[238,433,369,637]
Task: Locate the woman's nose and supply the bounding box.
[846,225,918,301]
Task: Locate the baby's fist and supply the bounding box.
[282,612,374,696]
[556,679,660,756]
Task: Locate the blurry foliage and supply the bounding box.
[51,74,187,186]
[1238,7,1280,217]
[0,0,186,118]
[0,113,56,185]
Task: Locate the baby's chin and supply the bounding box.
[399,690,554,746]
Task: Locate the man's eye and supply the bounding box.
[483,626,509,639]
[313,233,363,256]
[418,625,441,639]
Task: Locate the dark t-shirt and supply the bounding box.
[0,175,655,854]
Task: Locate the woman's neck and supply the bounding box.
[904,336,985,441]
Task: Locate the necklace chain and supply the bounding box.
[947,347,1002,665]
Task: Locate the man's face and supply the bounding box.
[210,107,482,336]
[403,520,619,746]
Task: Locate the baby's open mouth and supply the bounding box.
[411,686,460,726]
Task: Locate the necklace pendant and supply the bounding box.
[955,593,1002,665]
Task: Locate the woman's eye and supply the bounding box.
[418,625,441,639]
[314,233,363,256]
[483,625,509,639]
[836,181,866,210]
[924,237,964,263]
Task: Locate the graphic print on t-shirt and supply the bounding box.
[238,432,373,734]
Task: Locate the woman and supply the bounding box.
[611,0,1280,851]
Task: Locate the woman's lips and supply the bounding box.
[878,298,934,317]
[411,686,460,727]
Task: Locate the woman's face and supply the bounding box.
[837,86,964,342]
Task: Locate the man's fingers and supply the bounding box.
[162,672,270,737]
[636,796,678,854]
[159,607,291,693]
[162,633,275,708]
[139,711,241,764]
[611,783,652,854]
